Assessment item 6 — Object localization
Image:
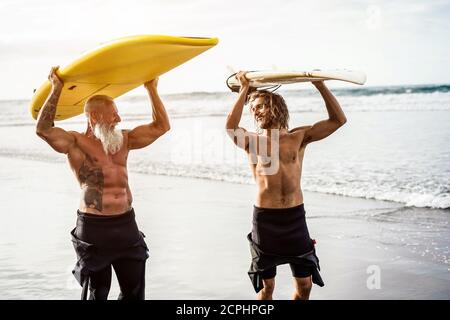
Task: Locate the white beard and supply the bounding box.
[93,123,124,155]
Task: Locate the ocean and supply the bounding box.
[0,84,449,299]
[1,84,449,209]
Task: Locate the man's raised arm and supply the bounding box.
[226,71,253,151]
[128,78,171,150]
[294,81,347,148]
[36,66,75,154]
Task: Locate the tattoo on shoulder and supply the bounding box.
[78,156,104,211]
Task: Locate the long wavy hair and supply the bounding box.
[247,90,289,130]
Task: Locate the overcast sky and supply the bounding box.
[0,0,449,99]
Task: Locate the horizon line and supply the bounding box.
[1,82,449,102]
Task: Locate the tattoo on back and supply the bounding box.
[79,156,104,211]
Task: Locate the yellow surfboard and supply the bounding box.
[30,35,219,121]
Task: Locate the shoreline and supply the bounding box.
[0,153,446,211]
[0,157,448,299]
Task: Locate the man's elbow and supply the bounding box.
[225,116,237,130]
[159,122,171,134]
[35,127,47,139]
[334,117,347,127]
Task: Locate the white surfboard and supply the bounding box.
[226,69,366,91]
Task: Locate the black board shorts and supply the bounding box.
[248,204,324,292]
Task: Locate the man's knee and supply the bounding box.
[295,277,312,293]
[257,278,275,300]
[262,278,275,293]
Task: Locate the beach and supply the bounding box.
[0,86,449,299]
[0,156,448,300]
[1,0,449,302]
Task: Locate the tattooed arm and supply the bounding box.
[36,66,75,154]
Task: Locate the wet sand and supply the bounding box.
[0,157,448,299]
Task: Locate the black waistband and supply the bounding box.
[254,203,304,212]
[251,203,311,255]
[76,208,135,224]
[253,203,305,220]
[74,208,140,248]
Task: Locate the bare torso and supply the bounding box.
[249,129,306,208]
[67,130,132,215]
[35,72,169,216]
[226,75,346,211]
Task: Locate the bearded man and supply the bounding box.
[35,66,170,300]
